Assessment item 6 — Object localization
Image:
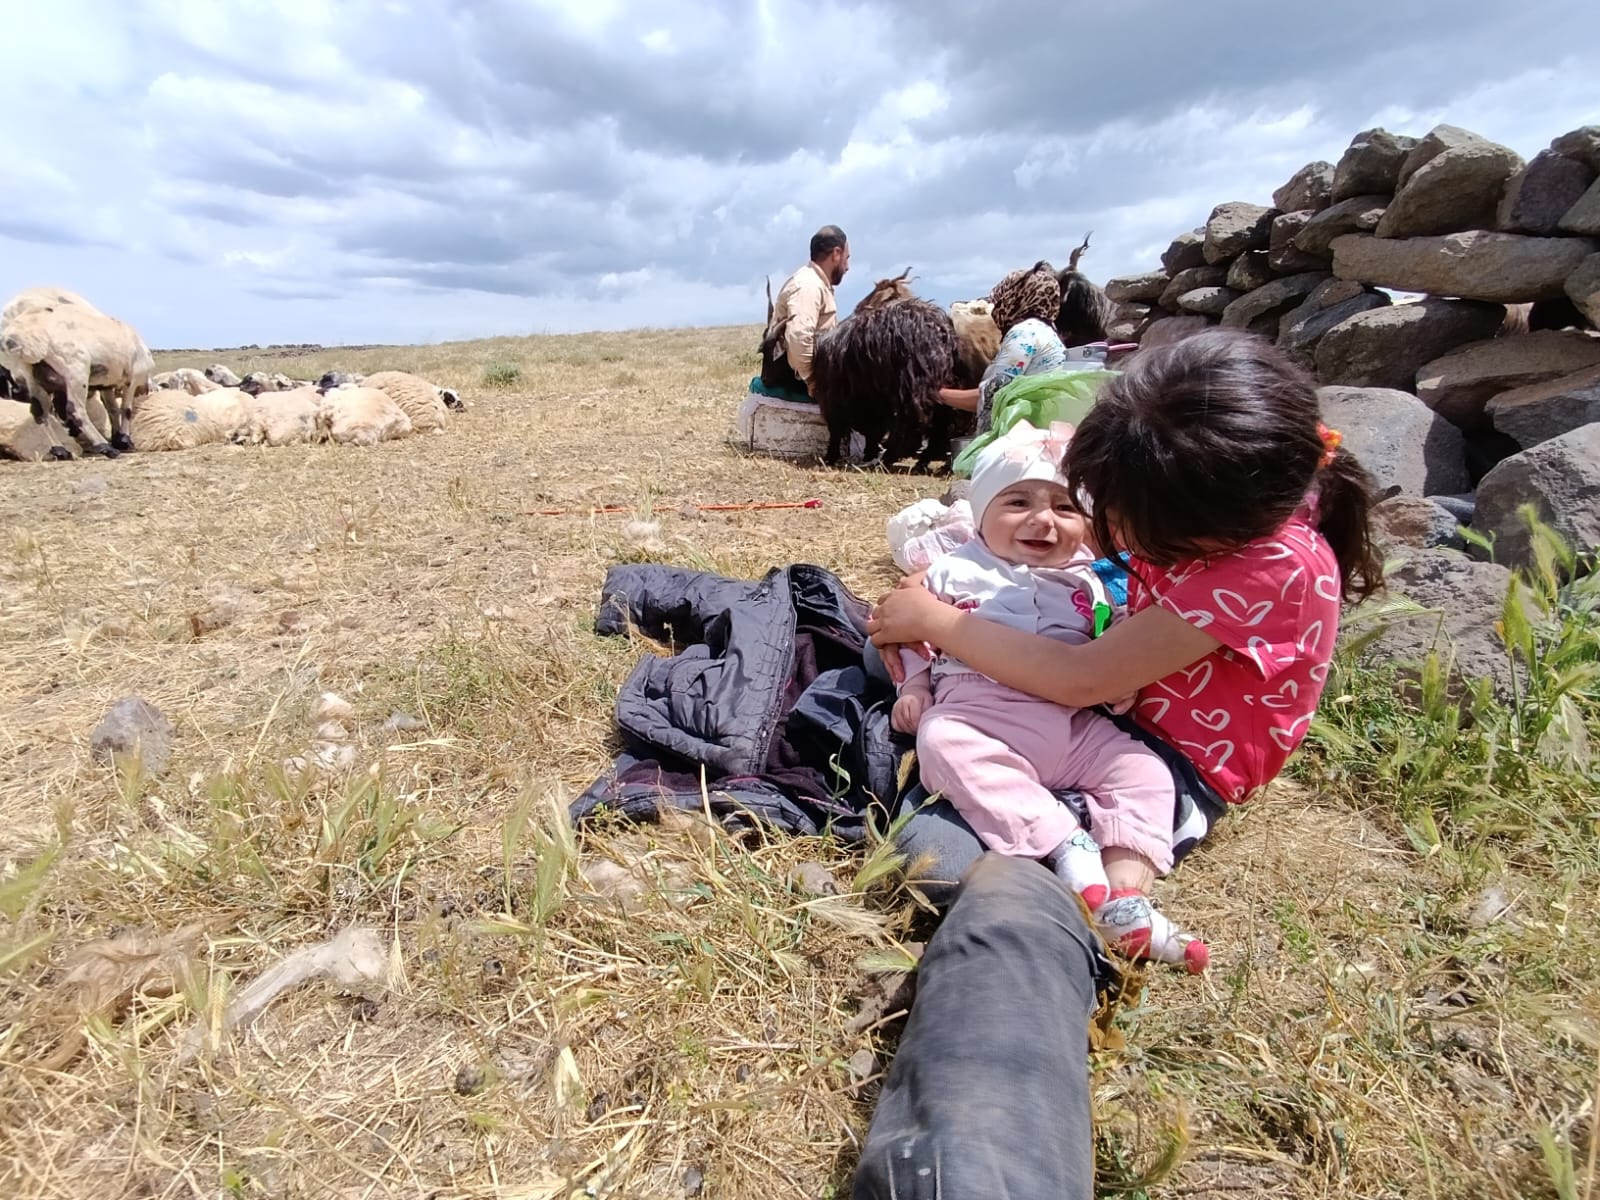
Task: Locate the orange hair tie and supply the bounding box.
[1317,422,1343,469]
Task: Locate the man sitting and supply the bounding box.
[759,225,850,400]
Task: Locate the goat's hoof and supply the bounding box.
[48,445,74,461]
[111,433,134,452]
[91,443,120,459]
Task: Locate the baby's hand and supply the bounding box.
[892,688,932,734]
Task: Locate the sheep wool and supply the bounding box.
[152,367,221,395]
[360,371,450,433]
[247,387,322,446]
[0,287,153,456]
[317,387,413,446]
[132,388,252,451]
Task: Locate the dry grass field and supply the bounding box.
[2,324,1596,1199]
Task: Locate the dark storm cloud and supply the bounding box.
[886,0,1587,141]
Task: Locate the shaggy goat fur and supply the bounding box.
[0,287,153,459]
[1051,234,1115,347]
[810,271,957,471]
[951,304,1001,387]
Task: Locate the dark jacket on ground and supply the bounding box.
[572,563,902,841]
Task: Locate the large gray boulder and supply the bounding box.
[1473,423,1600,571]
[1370,495,1466,553]
[1317,385,1470,496]
[1558,177,1600,236]
[1177,286,1241,317]
[1330,231,1600,303]
[1161,230,1207,275]
[1277,291,1391,371]
[1497,150,1597,235]
[1299,278,1369,312]
[1159,265,1228,311]
[1294,195,1389,257]
[1486,364,1600,448]
[1315,299,1506,391]
[1551,126,1600,173]
[1395,125,1508,187]
[1203,202,1277,265]
[1220,272,1331,336]
[1331,128,1417,201]
[1225,252,1274,293]
[1360,548,1522,704]
[1139,315,1213,349]
[1567,253,1600,326]
[1415,331,1600,431]
[1106,271,1170,304]
[1376,127,1523,238]
[1269,211,1330,274]
[1273,161,1335,214]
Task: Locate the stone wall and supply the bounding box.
[1105,123,1600,579]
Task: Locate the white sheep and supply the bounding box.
[0,287,153,459]
[359,370,452,433]
[238,371,300,395]
[205,364,243,387]
[152,367,222,395]
[131,387,252,451]
[316,387,412,446]
[247,387,322,446]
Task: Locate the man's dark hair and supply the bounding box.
[810,225,848,261]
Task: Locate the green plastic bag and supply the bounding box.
[951,368,1118,477]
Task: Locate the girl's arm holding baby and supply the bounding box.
[867,583,1221,708]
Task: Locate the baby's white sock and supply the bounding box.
[1045,828,1109,911]
[1095,888,1209,974]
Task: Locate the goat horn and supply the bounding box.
[1068,231,1093,272]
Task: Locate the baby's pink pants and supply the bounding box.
[915,673,1177,873]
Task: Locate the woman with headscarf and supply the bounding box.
[937,262,1070,432]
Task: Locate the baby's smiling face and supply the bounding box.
[979,480,1088,567]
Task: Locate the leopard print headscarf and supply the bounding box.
[989,263,1061,334]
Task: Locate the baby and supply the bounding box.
[894,420,1206,970]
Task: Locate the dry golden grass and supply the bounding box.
[2,324,1596,1198]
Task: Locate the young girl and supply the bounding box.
[867,329,1381,963]
[894,420,1210,971]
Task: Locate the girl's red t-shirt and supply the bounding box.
[1125,515,1341,803]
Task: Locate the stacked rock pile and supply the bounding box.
[1105,123,1600,697]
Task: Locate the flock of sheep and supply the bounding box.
[0,287,463,461]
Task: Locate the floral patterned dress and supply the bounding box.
[975,318,1069,432]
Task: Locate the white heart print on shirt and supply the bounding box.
[1212,588,1274,627]
[1268,713,1313,751]
[1158,660,1214,700]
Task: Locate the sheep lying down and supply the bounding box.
[132,388,253,451]
[316,387,412,446]
[131,386,414,450]
[248,387,322,446]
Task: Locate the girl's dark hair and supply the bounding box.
[1066,328,1383,602]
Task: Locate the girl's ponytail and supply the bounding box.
[1312,442,1384,604]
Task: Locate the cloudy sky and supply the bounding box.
[2,0,1597,349]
